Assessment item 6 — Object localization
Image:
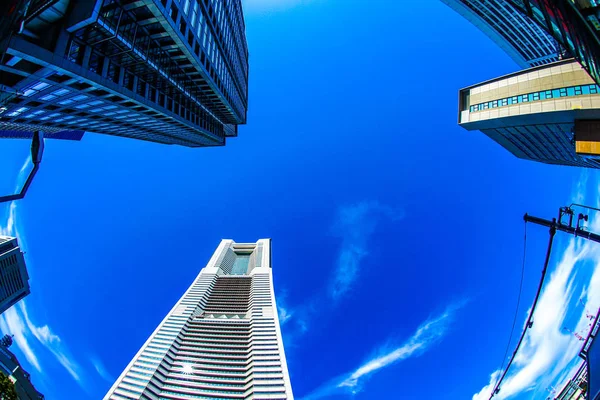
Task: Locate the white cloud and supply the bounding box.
[0,155,30,238]
[330,201,403,300]
[0,160,86,388]
[91,356,114,383]
[300,301,465,399]
[278,305,292,325]
[18,302,83,383]
[0,305,41,371]
[473,370,503,400]
[472,175,600,400]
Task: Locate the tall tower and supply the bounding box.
[0,236,30,315]
[105,239,294,400]
[0,0,249,147]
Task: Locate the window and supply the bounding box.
[67,40,83,64]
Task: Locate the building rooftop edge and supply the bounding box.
[460,58,578,92]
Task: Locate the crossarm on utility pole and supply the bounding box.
[524,214,600,245]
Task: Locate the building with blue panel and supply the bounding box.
[459,59,600,169]
[441,0,562,68]
[505,0,600,86]
[0,0,249,147]
[443,0,600,169]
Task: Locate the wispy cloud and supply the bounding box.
[330,201,403,300]
[276,291,293,326]
[0,155,30,239]
[91,356,114,383]
[18,302,83,383]
[278,305,293,326]
[300,301,466,399]
[279,201,402,346]
[0,305,41,371]
[0,158,87,390]
[0,303,86,387]
[472,174,600,400]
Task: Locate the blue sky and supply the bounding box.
[0,0,599,399]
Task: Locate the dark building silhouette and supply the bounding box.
[0,0,249,147]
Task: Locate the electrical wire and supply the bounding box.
[493,221,527,394]
[489,221,556,399]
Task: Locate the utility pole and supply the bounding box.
[524,206,600,244]
[490,205,600,400]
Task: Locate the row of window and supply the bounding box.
[469,83,600,112]
[66,38,225,139]
[169,0,245,117]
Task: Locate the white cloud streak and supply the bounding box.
[330,201,403,300]
[300,301,466,399]
[278,201,403,345]
[278,305,293,326]
[0,155,30,238]
[0,157,87,389]
[0,305,41,371]
[472,174,600,400]
[18,302,83,383]
[91,356,114,383]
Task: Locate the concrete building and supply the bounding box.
[0,335,44,399]
[0,0,249,147]
[104,239,294,400]
[0,237,30,315]
[441,0,562,68]
[458,59,600,169]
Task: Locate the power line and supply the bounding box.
[493,221,528,393]
[489,220,557,399]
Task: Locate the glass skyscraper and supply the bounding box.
[0,0,248,147]
[441,0,561,68]
[0,236,30,315]
[104,239,294,400]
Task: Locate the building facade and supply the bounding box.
[440,0,562,68]
[555,363,588,400]
[0,335,44,399]
[458,59,600,169]
[504,0,600,85]
[104,239,294,400]
[0,236,30,315]
[0,0,249,147]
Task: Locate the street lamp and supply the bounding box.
[0,131,44,204]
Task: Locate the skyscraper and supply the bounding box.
[0,0,249,147]
[440,0,562,68]
[443,0,600,168]
[502,0,600,85]
[458,59,600,169]
[105,239,294,400]
[0,236,30,315]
